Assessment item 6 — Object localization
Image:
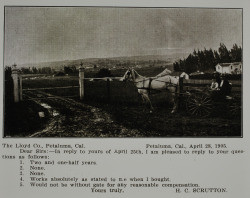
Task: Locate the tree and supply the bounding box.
[185,54,197,74]
[218,43,231,63]
[204,48,216,71]
[32,67,38,74]
[21,67,31,74]
[5,66,14,103]
[230,44,242,62]
[214,50,220,64]
[64,66,71,74]
[197,50,206,71]
[96,68,112,78]
[173,62,180,71]
[173,43,242,74]
[5,66,12,80]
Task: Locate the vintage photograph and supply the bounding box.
[4,7,242,137]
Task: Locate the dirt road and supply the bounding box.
[24,91,141,137]
[23,90,241,137]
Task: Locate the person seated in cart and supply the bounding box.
[214,72,221,85]
[219,74,232,98]
[209,78,220,100]
[210,74,232,99]
[210,78,219,90]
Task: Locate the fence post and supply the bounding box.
[179,77,184,93]
[79,67,85,100]
[107,78,111,102]
[178,77,184,109]
[19,75,23,101]
[11,64,20,103]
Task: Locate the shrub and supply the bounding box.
[96,68,112,78]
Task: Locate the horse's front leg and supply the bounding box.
[142,93,154,112]
[170,92,178,114]
[171,102,177,114]
[140,94,146,104]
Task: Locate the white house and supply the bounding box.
[215,62,242,74]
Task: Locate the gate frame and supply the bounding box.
[11,64,22,103]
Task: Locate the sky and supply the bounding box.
[4,7,242,65]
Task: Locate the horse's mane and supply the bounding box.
[156,68,172,77]
[131,68,143,79]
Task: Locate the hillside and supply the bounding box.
[17,54,187,70]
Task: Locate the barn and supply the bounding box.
[215,62,242,74]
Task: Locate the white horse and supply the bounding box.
[120,68,180,113]
[180,72,189,79]
[156,68,172,77]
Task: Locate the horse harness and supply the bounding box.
[136,76,178,94]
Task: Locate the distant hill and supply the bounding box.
[17,53,188,70]
[107,55,177,62]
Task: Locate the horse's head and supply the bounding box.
[180,72,189,80]
[120,68,133,81]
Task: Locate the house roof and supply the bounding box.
[189,71,204,76]
[232,62,242,65]
[217,62,242,67]
[218,63,231,67]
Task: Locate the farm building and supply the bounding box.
[189,71,204,76]
[215,62,242,74]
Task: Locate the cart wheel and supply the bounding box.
[186,93,213,117]
[229,98,241,118]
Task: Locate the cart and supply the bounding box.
[184,87,241,118]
